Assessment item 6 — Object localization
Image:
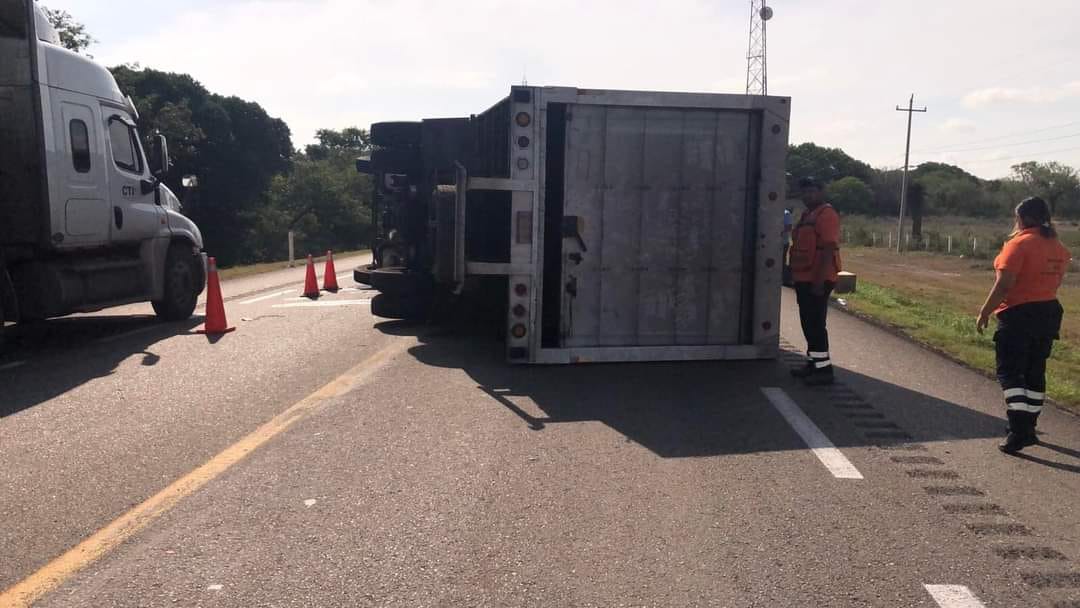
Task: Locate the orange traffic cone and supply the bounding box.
[323,250,339,292]
[302,254,320,298]
[197,257,235,335]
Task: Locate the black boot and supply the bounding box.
[999,411,1038,454]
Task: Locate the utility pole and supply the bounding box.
[895,94,926,253]
[745,1,773,95]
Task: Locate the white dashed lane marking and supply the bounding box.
[760,387,864,480]
[924,584,987,608]
[239,289,294,305]
[272,300,371,309]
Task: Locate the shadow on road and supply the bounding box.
[376,320,1006,458]
[0,315,203,418]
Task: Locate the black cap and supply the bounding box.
[798,176,821,189]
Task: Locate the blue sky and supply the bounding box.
[44,0,1080,179]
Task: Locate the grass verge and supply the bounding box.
[218,250,369,281]
[838,248,1080,412]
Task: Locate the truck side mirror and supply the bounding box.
[151,133,170,178]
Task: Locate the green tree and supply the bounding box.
[305,128,371,160]
[787,143,874,193]
[250,128,374,260]
[826,176,874,215]
[41,6,95,54]
[110,66,294,264]
[1010,161,1080,217]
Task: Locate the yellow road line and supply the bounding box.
[0,338,408,608]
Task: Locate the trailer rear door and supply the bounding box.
[558,105,760,348]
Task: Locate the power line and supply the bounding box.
[926,132,1080,156]
[913,120,1080,153]
[952,144,1080,165]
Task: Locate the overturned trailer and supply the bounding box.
[357,87,791,364]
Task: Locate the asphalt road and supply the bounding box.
[1,269,1079,607]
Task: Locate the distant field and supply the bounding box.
[839,215,1080,260]
[837,246,1080,411]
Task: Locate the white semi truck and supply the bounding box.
[0,1,206,350]
[357,86,790,363]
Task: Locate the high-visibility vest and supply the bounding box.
[790,204,841,274]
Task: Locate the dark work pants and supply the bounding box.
[995,326,1053,434]
[795,282,836,368]
[994,300,1063,435]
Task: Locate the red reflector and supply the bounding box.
[514,283,528,297]
[511,324,527,339]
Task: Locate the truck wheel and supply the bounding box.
[377,243,405,268]
[152,245,199,321]
[371,147,420,174]
[371,122,421,148]
[371,293,427,321]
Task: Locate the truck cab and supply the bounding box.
[1,0,206,347]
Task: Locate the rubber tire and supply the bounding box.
[371,122,421,148]
[371,293,427,321]
[371,147,420,174]
[152,245,199,321]
[377,243,405,268]
[369,268,432,299]
[354,264,374,286]
[0,295,5,355]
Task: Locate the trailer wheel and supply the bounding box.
[152,245,199,321]
[371,122,421,148]
[371,293,427,321]
[377,243,405,268]
[371,147,420,174]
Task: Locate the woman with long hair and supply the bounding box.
[977,197,1071,453]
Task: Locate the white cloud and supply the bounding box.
[963,82,1080,108]
[938,118,976,134]
[55,0,1080,179]
[93,0,748,146]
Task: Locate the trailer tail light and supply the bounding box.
[513,304,526,318]
[511,324,528,339]
[515,112,531,127]
[514,283,528,297]
[517,136,530,148]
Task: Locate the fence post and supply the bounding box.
[288,230,295,267]
[888,232,893,249]
[973,237,977,254]
[872,232,877,247]
[948,235,952,254]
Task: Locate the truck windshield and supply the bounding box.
[33,5,61,46]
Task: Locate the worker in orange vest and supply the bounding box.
[789,177,842,385]
[977,196,1071,454]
